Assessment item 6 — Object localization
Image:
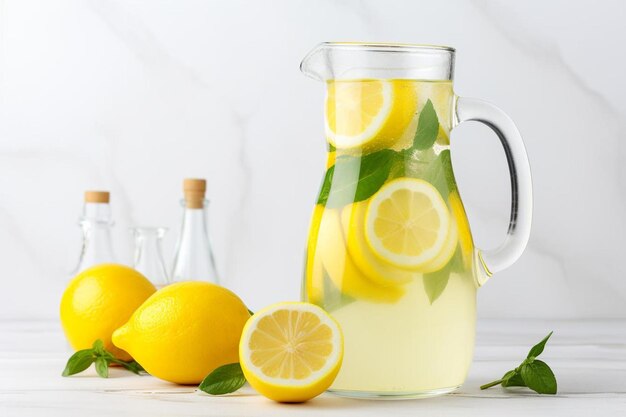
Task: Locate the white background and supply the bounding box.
[1,0,625,320]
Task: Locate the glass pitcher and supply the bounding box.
[300,43,532,399]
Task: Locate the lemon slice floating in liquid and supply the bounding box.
[364,178,453,270]
[325,80,417,151]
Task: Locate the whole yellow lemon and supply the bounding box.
[60,264,156,361]
[112,281,251,384]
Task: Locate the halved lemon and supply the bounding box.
[239,302,343,403]
[364,178,452,270]
[341,201,417,286]
[325,80,417,151]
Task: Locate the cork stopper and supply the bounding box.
[84,191,110,204]
[184,178,206,209]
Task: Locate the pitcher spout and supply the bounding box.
[300,43,329,81]
[300,42,456,82]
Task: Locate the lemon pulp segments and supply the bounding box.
[365,178,452,270]
[240,302,343,402]
[241,303,342,384]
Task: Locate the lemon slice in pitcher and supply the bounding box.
[364,178,452,270]
[239,302,343,403]
[325,80,417,151]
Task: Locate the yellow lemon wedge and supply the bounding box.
[325,80,417,151]
[239,302,343,403]
[341,201,417,286]
[365,178,453,270]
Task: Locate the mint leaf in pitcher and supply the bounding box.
[412,99,439,150]
[318,149,395,208]
[423,249,462,304]
[424,150,457,196]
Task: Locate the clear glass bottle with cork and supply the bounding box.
[170,179,220,284]
[73,191,117,275]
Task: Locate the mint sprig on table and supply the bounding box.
[62,339,144,378]
[481,332,557,394]
[199,363,246,395]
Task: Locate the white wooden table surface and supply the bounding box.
[1,319,625,416]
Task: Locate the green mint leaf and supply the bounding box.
[317,164,334,205]
[119,360,144,375]
[389,148,433,180]
[95,357,109,378]
[481,332,557,393]
[199,363,246,395]
[423,249,462,304]
[320,267,355,312]
[502,370,526,387]
[318,149,395,208]
[520,360,557,394]
[92,339,106,355]
[412,99,439,150]
[424,150,456,197]
[62,349,95,377]
[527,331,553,359]
[423,266,451,304]
[328,143,336,152]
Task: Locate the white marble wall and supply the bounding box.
[1,0,625,319]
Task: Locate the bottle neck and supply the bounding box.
[171,200,219,283]
[75,203,116,273]
[180,206,209,239]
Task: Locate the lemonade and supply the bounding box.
[303,79,479,397]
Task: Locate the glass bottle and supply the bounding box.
[131,227,169,289]
[171,179,220,284]
[73,191,116,275]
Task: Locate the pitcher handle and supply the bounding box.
[453,97,533,281]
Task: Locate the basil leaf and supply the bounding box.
[199,363,246,395]
[95,357,109,378]
[412,99,439,150]
[520,360,557,394]
[62,349,95,377]
[527,331,553,359]
[318,150,395,208]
